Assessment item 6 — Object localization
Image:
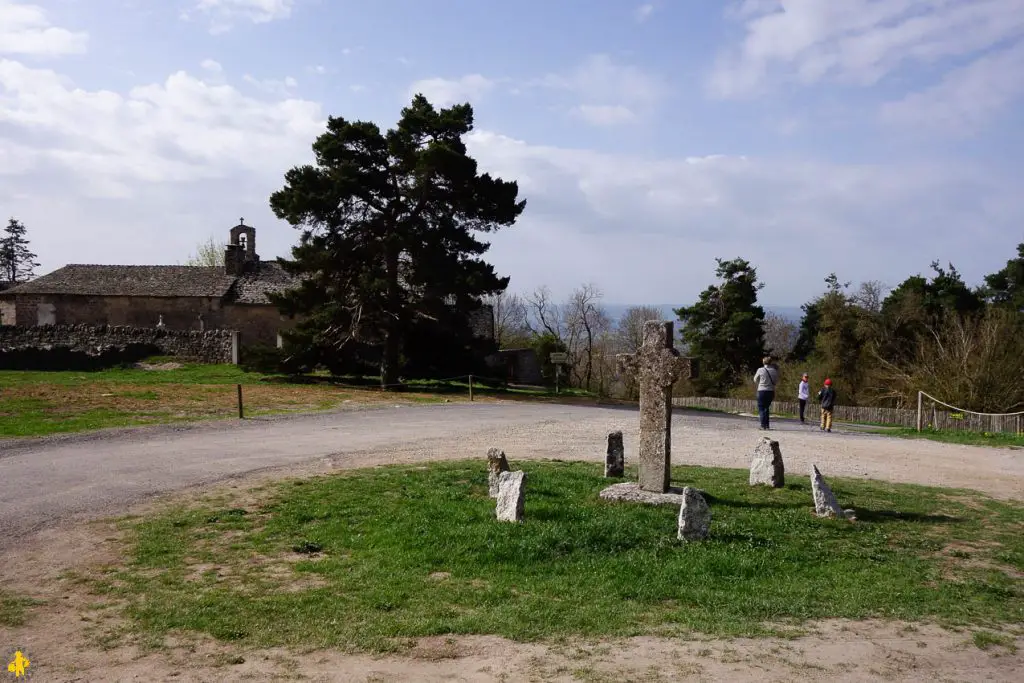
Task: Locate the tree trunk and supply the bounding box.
[381,244,401,390]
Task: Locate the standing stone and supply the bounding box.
[810,464,846,518]
[749,436,785,488]
[677,486,711,541]
[487,448,510,498]
[495,470,526,522]
[604,431,625,477]
[617,321,697,493]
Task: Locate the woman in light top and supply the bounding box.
[753,356,780,430]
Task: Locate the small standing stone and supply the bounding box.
[605,431,625,477]
[749,436,785,488]
[810,464,846,518]
[487,448,510,498]
[495,470,526,522]
[677,486,711,541]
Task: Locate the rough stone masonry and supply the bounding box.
[495,470,526,522]
[617,320,697,493]
[605,431,624,478]
[749,436,785,488]
[487,448,511,498]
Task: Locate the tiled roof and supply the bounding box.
[231,262,299,304]
[0,263,298,303]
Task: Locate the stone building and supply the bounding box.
[0,221,297,347]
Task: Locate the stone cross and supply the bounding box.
[617,321,696,493]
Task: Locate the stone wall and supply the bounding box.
[0,323,236,364]
[2,293,292,348]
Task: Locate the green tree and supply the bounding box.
[185,236,225,267]
[0,217,39,283]
[675,257,766,396]
[269,95,525,387]
[982,242,1024,312]
[789,300,821,361]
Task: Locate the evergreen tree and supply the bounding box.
[982,242,1024,312]
[268,95,525,387]
[790,300,821,361]
[0,218,39,284]
[675,257,766,396]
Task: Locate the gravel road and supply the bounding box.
[2,402,1021,551]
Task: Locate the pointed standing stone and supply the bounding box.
[810,464,846,518]
[487,448,510,498]
[749,437,785,488]
[677,486,711,541]
[605,431,625,477]
[617,321,697,493]
[495,470,526,522]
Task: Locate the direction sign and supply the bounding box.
[549,352,568,364]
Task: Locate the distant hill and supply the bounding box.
[601,304,804,325]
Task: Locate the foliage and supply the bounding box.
[486,290,531,349]
[268,95,525,388]
[675,258,766,396]
[530,332,567,387]
[184,236,226,267]
[982,242,1024,312]
[102,461,1024,649]
[0,217,39,283]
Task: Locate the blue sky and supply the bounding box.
[2,0,1023,308]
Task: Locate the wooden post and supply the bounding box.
[237,384,244,419]
[916,391,923,432]
[469,375,474,402]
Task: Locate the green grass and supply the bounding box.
[0,590,43,627]
[872,428,1024,449]
[0,363,261,388]
[972,630,1018,652]
[89,461,1024,652]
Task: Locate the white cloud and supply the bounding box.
[408,74,495,107]
[466,130,1023,302]
[537,54,669,125]
[710,0,1024,98]
[572,104,636,126]
[242,73,298,96]
[307,64,326,74]
[0,59,322,191]
[635,3,656,23]
[0,0,88,56]
[185,0,297,33]
[881,40,1024,133]
[200,58,223,73]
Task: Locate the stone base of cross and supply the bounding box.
[617,320,697,493]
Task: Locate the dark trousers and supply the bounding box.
[757,390,775,429]
[799,399,807,422]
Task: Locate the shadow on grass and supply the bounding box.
[852,508,965,525]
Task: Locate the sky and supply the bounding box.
[2,0,1023,308]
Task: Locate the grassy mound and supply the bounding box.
[94,461,1023,650]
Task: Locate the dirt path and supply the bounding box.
[2,403,1022,681]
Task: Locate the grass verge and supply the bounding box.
[85,461,1023,651]
[0,365,595,439]
[871,428,1024,449]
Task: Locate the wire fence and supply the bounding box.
[916,391,1024,435]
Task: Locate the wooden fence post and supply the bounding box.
[916,391,923,432]
[469,375,474,402]
[237,384,244,419]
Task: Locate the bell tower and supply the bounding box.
[224,218,259,275]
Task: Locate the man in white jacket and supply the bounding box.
[798,373,810,423]
[753,356,780,430]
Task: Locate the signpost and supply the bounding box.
[549,352,568,394]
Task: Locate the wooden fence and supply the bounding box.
[671,396,1023,434]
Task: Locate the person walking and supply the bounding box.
[753,356,780,430]
[797,373,810,423]
[818,378,837,432]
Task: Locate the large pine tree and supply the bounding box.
[269,95,525,386]
[0,218,39,284]
[675,257,766,396]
